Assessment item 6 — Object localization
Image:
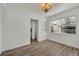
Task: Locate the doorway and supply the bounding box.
[30,20,38,43]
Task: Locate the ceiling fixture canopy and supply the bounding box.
[40,3,52,13]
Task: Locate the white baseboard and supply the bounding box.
[49,39,79,49]
[2,41,30,52]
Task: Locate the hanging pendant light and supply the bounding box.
[40,3,52,13]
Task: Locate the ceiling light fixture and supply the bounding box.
[40,3,52,13]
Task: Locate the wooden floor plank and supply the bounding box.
[1,40,79,56]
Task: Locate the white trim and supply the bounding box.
[2,41,30,52]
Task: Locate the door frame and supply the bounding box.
[30,19,39,43]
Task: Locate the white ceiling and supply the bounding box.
[2,3,79,17]
[45,3,79,17]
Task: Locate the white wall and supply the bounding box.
[46,6,79,49]
[2,4,47,51]
[0,4,2,54]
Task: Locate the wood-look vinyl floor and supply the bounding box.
[1,40,79,56]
